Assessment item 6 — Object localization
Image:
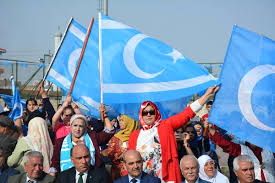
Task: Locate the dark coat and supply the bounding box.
[54,166,110,183]
[114,172,161,183]
[0,165,20,183]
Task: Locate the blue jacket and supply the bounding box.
[0,165,20,183]
[114,172,161,183]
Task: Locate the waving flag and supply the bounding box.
[46,18,86,91]
[209,25,275,152]
[72,13,217,120]
[45,19,106,118]
[99,13,218,104]
[9,76,23,121]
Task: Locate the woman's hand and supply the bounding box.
[198,85,219,106]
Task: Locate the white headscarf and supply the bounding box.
[24,117,53,173]
[198,155,229,183]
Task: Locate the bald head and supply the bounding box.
[122,150,142,163]
[70,144,91,173]
[123,150,143,178]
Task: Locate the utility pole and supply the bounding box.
[104,0,108,16]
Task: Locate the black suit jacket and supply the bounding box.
[54,166,110,183]
[114,172,161,183]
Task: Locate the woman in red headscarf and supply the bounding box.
[128,86,218,183]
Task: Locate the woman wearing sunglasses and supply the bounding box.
[128,86,219,183]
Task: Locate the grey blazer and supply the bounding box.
[8,172,55,183]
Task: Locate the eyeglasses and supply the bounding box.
[142,110,155,116]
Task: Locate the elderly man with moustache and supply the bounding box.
[8,151,55,183]
[55,144,110,183]
[180,155,210,183]
[115,150,161,183]
[233,155,266,183]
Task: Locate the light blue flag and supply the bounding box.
[209,25,275,152]
[9,76,23,121]
[73,13,217,120]
[46,18,86,91]
[100,14,218,104]
[46,19,105,118]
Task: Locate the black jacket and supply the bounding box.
[54,166,110,183]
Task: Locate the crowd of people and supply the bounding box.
[0,85,274,183]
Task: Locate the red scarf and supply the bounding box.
[139,101,161,130]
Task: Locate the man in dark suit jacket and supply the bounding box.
[8,151,55,183]
[114,150,161,183]
[0,146,20,183]
[233,155,266,183]
[180,155,211,183]
[55,144,110,183]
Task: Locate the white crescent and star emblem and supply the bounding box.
[238,64,275,131]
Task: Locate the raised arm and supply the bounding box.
[205,119,241,157]
[169,85,219,130]
[39,84,56,124]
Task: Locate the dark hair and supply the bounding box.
[26,98,38,112]
[206,101,213,106]
[61,105,75,116]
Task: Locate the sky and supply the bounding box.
[0,0,275,64]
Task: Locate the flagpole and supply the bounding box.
[98,12,105,121]
[99,12,103,104]
[68,17,95,96]
[42,17,73,83]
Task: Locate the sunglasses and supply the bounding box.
[142,110,155,116]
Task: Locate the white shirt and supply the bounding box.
[128,174,141,183]
[184,178,199,183]
[75,170,88,183]
[26,176,37,183]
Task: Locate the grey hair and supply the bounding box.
[233,155,254,171]
[24,151,43,164]
[180,155,199,172]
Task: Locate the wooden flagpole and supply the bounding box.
[68,17,95,96]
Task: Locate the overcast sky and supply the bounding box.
[1,0,275,64]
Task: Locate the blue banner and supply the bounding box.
[8,76,23,121]
[100,14,218,104]
[209,25,275,152]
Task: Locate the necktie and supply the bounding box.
[131,178,137,183]
[28,180,34,183]
[78,173,84,183]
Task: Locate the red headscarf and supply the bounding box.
[139,101,162,130]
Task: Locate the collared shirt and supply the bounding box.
[128,174,141,183]
[185,178,199,183]
[26,176,37,183]
[75,170,88,183]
